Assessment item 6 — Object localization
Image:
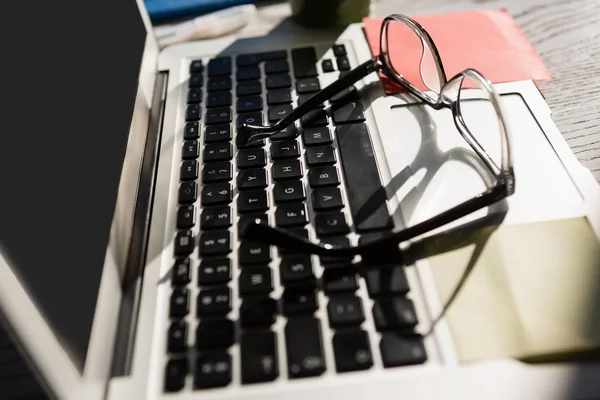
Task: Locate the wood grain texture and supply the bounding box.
[236,0,600,183]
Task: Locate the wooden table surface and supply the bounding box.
[229,0,600,183]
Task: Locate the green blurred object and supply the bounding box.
[290,0,371,28]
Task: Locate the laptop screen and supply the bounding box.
[0,0,147,372]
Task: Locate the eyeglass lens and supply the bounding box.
[382,18,443,96]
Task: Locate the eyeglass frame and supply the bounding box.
[238,13,516,258]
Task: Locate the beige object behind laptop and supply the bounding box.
[427,217,600,363]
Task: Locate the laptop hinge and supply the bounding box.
[110,70,169,377]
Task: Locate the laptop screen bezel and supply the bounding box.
[0,0,159,398]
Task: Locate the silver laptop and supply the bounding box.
[2,0,600,399]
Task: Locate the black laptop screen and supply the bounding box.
[0,0,147,372]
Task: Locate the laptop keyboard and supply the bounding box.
[164,45,427,393]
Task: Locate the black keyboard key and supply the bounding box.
[315,212,349,236]
[178,182,197,204]
[280,256,314,283]
[296,77,321,94]
[180,160,199,181]
[201,183,232,206]
[265,59,289,74]
[267,89,292,105]
[275,203,308,227]
[189,73,203,88]
[291,47,318,78]
[270,124,299,141]
[380,334,427,367]
[188,87,203,104]
[202,162,231,183]
[207,76,232,92]
[186,104,201,121]
[237,168,267,190]
[333,102,365,125]
[319,236,352,266]
[177,205,196,229]
[278,228,310,256]
[306,146,336,166]
[312,188,344,210]
[198,258,231,286]
[195,352,232,389]
[238,190,269,213]
[337,123,393,232]
[272,159,302,181]
[196,319,234,349]
[322,59,335,72]
[372,298,418,331]
[200,206,231,230]
[208,56,232,76]
[236,112,264,133]
[282,288,318,315]
[239,241,272,264]
[184,122,200,140]
[206,107,232,125]
[266,74,291,89]
[172,258,192,285]
[239,266,273,295]
[364,267,409,297]
[322,268,358,293]
[182,140,199,160]
[190,59,204,73]
[236,50,287,67]
[238,214,269,230]
[333,44,347,57]
[237,96,263,113]
[308,166,340,187]
[237,148,266,169]
[204,124,231,143]
[199,230,231,256]
[327,296,365,327]
[203,143,232,163]
[332,330,373,373]
[241,330,279,384]
[269,104,293,122]
[336,56,351,70]
[236,53,261,67]
[237,80,262,96]
[274,180,306,203]
[197,287,232,316]
[167,321,188,353]
[206,91,232,108]
[240,297,277,328]
[301,109,328,128]
[331,86,359,104]
[170,288,189,317]
[270,140,300,160]
[303,126,332,146]
[174,230,194,255]
[236,66,261,81]
[164,359,188,392]
[297,94,324,109]
[285,316,326,378]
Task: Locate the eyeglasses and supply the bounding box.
[237,13,516,259]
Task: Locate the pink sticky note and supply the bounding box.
[362,9,551,94]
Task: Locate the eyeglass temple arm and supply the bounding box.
[236,57,381,147]
[239,185,508,258]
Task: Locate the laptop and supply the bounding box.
[2,0,600,399]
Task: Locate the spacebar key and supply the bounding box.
[285,317,326,378]
[336,123,393,232]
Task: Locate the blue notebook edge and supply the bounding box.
[145,0,258,22]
